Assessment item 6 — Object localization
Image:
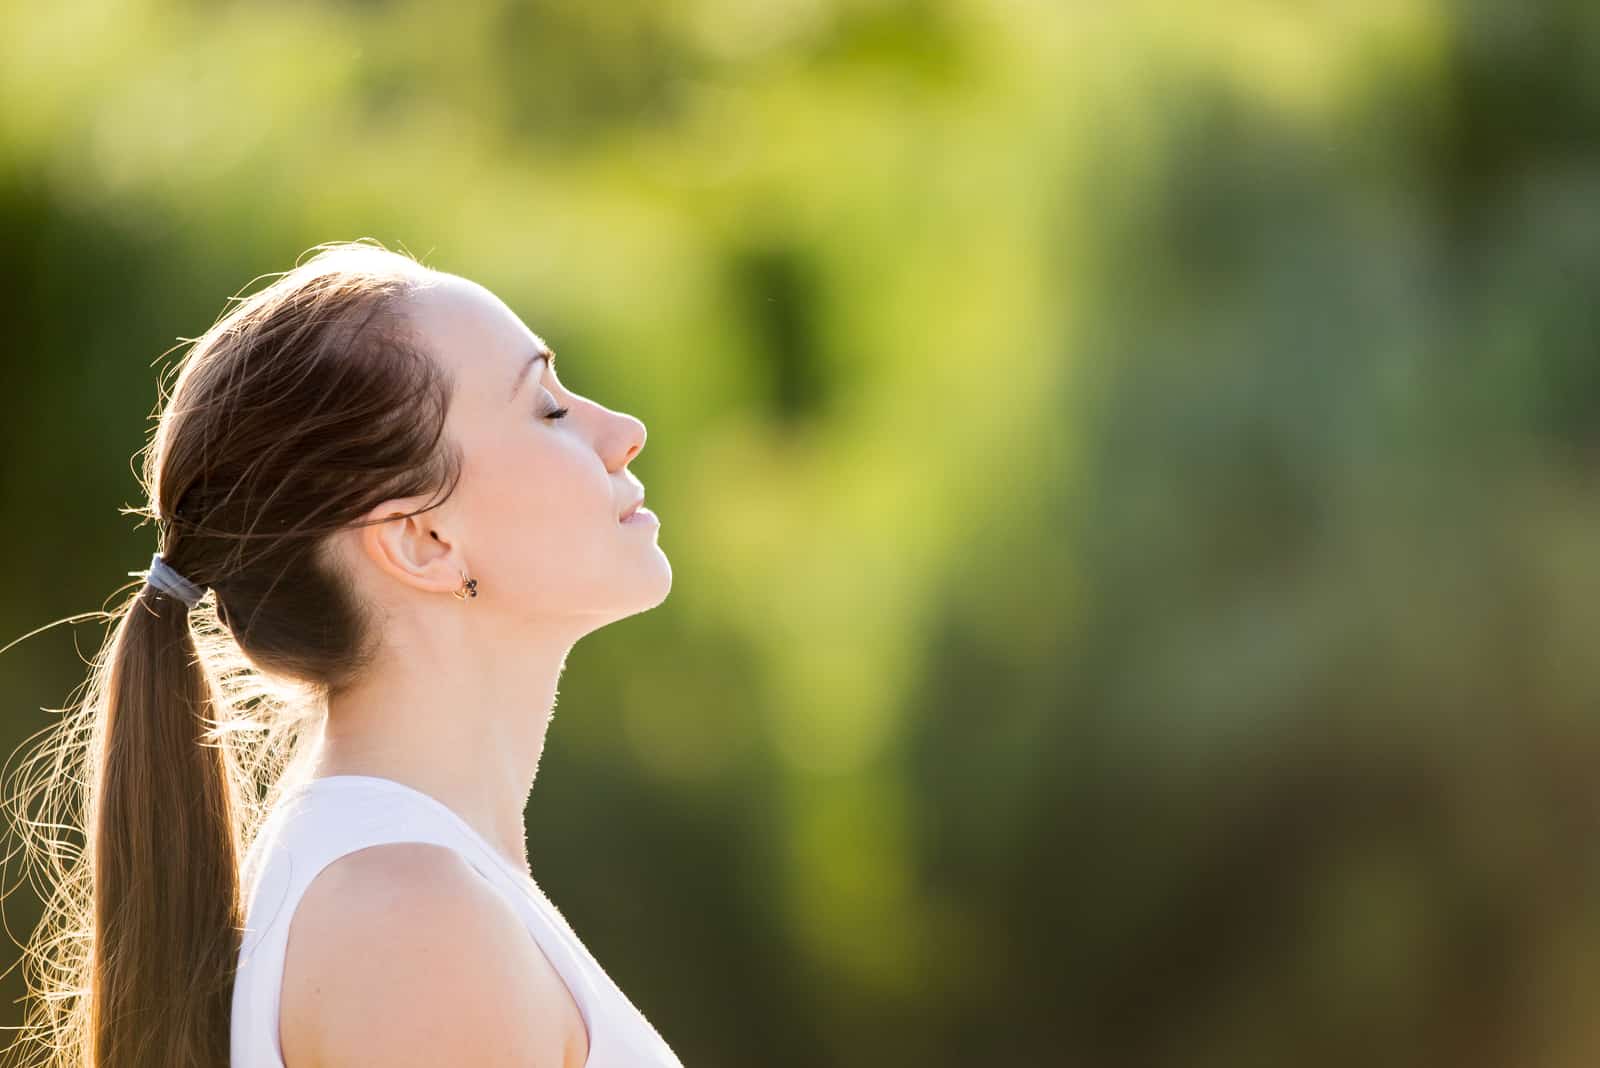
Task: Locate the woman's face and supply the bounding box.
[399,272,670,630]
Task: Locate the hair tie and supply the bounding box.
[129,551,207,609]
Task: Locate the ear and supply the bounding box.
[355,499,463,597]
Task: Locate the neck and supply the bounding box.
[309,625,575,878]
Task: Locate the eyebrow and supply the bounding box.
[507,347,556,403]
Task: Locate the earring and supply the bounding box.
[452,572,479,600]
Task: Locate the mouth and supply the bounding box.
[619,495,644,522]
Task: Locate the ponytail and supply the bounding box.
[89,573,242,1065]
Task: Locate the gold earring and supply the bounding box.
[452,572,479,600]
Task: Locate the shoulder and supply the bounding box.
[279,841,586,1068]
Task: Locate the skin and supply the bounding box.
[308,271,671,877]
[279,271,664,1066]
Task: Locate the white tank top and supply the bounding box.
[230,774,685,1067]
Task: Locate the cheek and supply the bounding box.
[468,444,596,551]
[458,437,545,540]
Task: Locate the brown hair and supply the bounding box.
[0,239,464,1066]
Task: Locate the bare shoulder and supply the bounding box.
[279,841,589,1068]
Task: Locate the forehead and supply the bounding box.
[405,274,547,400]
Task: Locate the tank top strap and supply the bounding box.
[233,774,684,1068]
[239,777,513,952]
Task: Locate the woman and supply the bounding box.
[9,240,680,1067]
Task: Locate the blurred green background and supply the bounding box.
[5,0,1600,1064]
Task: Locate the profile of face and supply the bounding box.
[346,272,670,640]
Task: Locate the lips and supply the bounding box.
[619,495,644,521]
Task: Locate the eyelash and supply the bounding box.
[543,406,570,421]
